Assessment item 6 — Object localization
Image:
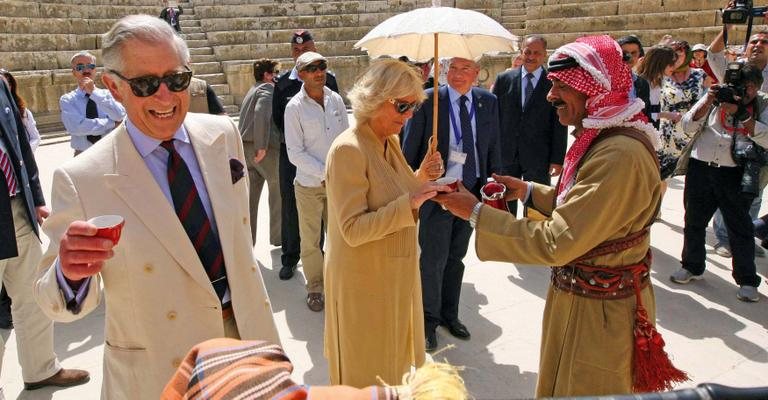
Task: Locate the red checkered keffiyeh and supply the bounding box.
[547,35,659,205]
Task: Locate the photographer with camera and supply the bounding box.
[707,2,768,91]
[670,63,767,302]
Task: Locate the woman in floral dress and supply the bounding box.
[658,40,707,179]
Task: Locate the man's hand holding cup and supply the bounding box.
[59,215,124,283]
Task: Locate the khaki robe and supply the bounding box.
[475,133,662,397]
[324,123,426,387]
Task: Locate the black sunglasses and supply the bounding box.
[302,61,327,73]
[108,66,193,97]
[388,98,421,114]
[74,63,97,72]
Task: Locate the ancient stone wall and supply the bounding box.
[0,0,740,134]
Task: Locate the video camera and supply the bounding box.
[722,0,767,24]
[716,62,747,105]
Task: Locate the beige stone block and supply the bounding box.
[659,0,723,13]
[0,1,41,18]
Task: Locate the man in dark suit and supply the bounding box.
[492,35,567,216]
[618,35,652,122]
[403,57,501,351]
[0,79,89,391]
[272,30,339,280]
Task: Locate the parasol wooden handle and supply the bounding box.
[429,32,439,154]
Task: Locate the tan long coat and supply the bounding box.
[35,114,280,399]
[475,133,662,397]
[324,123,425,387]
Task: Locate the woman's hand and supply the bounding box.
[434,181,480,220]
[416,151,444,182]
[410,180,450,210]
[491,173,529,201]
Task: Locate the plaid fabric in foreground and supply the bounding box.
[162,338,305,400]
[162,338,400,400]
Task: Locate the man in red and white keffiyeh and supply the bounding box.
[436,35,688,396]
[546,35,659,205]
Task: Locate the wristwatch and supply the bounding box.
[469,202,483,228]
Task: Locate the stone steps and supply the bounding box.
[0,1,156,18]
[538,25,737,50]
[0,33,100,52]
[527,10,719,34]
[206,26,371,46]
[36,0,158,4]
[182,32,207,41]
[194,1,435,19]
[191,61,224,75]
[0,17,114,34]
[528,0,723,19]
[191,53,218,63]
[213,39,366,62]
[210,84,231,96]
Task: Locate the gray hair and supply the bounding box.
[348,59,426,124]
[101,14,190,73]
[70,51,96,66]
[524,34,547,49]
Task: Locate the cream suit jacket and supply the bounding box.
[35,113,280,399]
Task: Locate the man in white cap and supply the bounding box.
[284,52,348,311]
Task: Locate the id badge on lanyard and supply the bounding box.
[448,99,475,166]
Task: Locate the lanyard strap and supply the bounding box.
[718,104,753,135]
[448,96,476,144]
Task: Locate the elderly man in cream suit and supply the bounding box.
[35,15,279,399]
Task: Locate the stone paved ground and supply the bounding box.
[1,130,766,399]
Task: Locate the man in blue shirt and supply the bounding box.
[59,51,125,156]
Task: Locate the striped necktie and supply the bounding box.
[524,73,535,110]
[160,139,228,302]
[0,147,17,197]
[459,95,477,190]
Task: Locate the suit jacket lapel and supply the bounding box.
[512,67,523,110]
[104,125,214,295]
[184,117,236,282]
[438,86,451,166]
[472,88,488,174]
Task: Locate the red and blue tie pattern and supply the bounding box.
[161,140,227,302]
[0,147,17,197]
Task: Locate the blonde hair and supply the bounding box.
[348,59,427,124]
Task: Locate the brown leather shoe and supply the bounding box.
[24,368,90,390]
[307,293,324,312]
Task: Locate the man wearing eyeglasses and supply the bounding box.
[402,57,501,352]
[59,51,126,156]
[272,30,340,281]
[35,15,279,399]
[284,52,348,312]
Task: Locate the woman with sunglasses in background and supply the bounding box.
[1,69,40,152]
[323,59,447,387]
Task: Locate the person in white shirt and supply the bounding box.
[284,52,348,312]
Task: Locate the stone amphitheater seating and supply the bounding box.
[0,0,749,137]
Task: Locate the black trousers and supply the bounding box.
[682,159,761,287]
[505,162,551,216]
[419,201,474,333]
[279,143,301,267]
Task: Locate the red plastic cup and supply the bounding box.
[481,181,510,212]
[88,215,125,244]
[436,176,458,192]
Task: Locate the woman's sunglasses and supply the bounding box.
[108,66,193,97]
[388,98,421,114]
[301,61,328,73]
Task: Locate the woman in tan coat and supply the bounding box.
[324,59,446,387]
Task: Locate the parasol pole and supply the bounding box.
[429,32,439,154]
